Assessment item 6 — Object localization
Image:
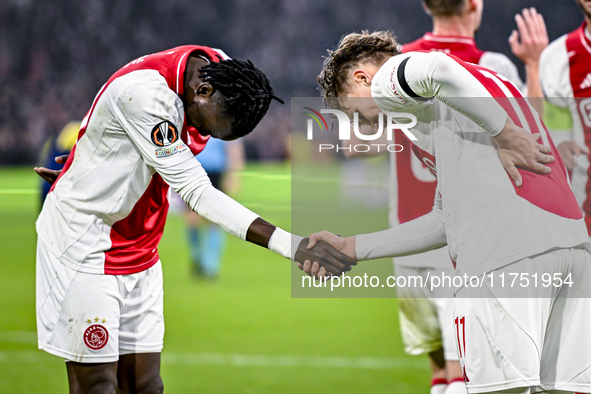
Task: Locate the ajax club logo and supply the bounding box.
[84,322,109,350]
[302,107,418,153]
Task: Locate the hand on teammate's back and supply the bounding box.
[294,236,357,279]
[34,154,69,185]
[493,117,554,187]
[295,232,357,279]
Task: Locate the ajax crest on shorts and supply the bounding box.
[84,324,109,350]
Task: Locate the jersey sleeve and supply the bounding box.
[539,35,572,108]
[114,73,194,168]
[372,52,508,136]
[113,73,259,240]
[540,35,575,141]
[479,51,524,92]
[355,190,446,260]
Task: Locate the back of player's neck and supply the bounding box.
[432,18,475,38]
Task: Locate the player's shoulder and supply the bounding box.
[478,51,515,69]
[401,36,426,53]
[112,70,177,104]
[110,70,183,124]
[478,51,522,87]
[372,52,442,112]
[374,51,454,89]
[541,33,569,68]
[539,34,569,85]
[108,69,169,94]
[540,34,571,101]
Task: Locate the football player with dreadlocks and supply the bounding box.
[34,46,355,393]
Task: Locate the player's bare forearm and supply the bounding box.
[245,217,276,248]
[525,66,544,116]
[509,7,547,116]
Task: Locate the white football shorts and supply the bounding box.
[36,239,164,363]
[395,263,458,361]
[454,246,591,393]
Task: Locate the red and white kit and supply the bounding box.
[391,34,525,362]
[395,33,523,232]
[36,46,269,362]
[357,51,591,392]
[540,21,591,233]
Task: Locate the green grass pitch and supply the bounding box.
[0,163,430,393]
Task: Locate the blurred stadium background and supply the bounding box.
[0,0,584,392]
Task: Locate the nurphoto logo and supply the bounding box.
[302,107,418,153]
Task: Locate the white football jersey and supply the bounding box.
[37,47,258,275]
[391,36,525,269]
[540,22,591,233]
[363,51,588,277]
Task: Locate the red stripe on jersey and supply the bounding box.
[396,131,437,223]
[396,38,481,224]
[566,22,591,232]
[104,174,169,275]
[451,56,582,220]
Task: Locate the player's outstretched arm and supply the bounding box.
[161,159,357,279]
[393,52,554,186]
[298,203,447,277]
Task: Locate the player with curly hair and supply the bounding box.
[311,31,591,393]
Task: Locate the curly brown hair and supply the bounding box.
[318,30,400,107]
[423,0,466,17]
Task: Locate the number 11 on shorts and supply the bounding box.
[455,316,466,358]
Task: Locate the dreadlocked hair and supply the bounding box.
[198,58,283,138]
[318,30,400,110]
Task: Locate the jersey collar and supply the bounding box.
[424,32,476,46]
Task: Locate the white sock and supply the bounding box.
[444,380,467,394]
[431,379,447,394]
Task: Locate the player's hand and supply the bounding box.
[493,117,553,187]
[508,8,548,67]
[556,140,589,171]
[294,235,357,279]
[34,154,69,185]
[309,231,356,260]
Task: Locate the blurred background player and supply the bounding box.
[339,2,548,393]
[540,0,591,236]
[38,120,80,206]
[184,138,245,279]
